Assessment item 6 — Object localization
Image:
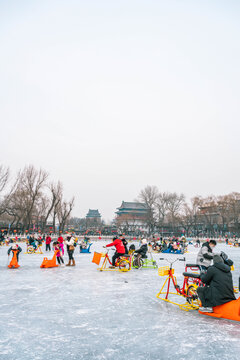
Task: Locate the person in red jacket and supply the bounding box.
[45,234,52,251]
[106,236,125,267]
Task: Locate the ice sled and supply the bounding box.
[199,297,240,322]
[8,250,20,268]
[40,251,58,268]
[162,248,184,254]
[80,243,93,253]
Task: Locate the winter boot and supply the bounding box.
[66,260,71,266]
[72,259,76,266]
[199,307,213,313]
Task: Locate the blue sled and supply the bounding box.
[162,248,184,254]
[80,243,93,253]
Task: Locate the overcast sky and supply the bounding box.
[1,0,240,221]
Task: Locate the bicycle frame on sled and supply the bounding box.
[156,257,201,311]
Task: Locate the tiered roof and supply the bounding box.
[86,209,101,218]
[116,201,149,216]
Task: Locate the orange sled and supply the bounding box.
[40,251,58,268]
[8,250,20,268]
[199,297,240,322]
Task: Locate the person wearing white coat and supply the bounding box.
[65,235,76,266]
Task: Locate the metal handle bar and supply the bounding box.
[159,257,185,264]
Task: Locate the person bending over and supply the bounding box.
[197,254,235,313]
[105,236,125,268]
[8,243,22,261]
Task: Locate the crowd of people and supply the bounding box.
[149,236,188,253]
[3,231,238,315]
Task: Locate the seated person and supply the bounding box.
[196,239,216,271]
[28,235,37,249]
[152,239,158,251]
[172,241,179,253]
[84,236,90,244]
[80,239,87,250]
[134,239,148,266]
[105,236,125,268]
[161,240,168,252]
[8,243,22,261]
[197,254,235,313]
[168,241,173,252]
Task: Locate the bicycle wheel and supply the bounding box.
[119,259,130,272]
[27,246,34,254]
[132,258,143,269]
[187,285,200,306]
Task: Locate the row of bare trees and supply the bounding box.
[0,165,74,233]
[138,186,240,236]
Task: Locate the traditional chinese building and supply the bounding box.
[86,209,101,219]
[115,201,149,233]
[86,209,102,228]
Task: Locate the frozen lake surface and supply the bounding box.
[0,241,240,360]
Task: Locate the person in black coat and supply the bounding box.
[134,239,148,267]
[119,235,128,254]
[197,254,235,312]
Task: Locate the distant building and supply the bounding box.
[86,209,102,228]
[86,209,101,219]
[116,201,149,217]
[115,201,149,233]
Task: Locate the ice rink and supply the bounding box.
[0,241,240,360]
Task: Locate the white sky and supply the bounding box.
[1,0,240,221]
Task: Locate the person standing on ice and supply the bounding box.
[197,254,235,313]
[58,234,64,255]
[45,234,52,251]
[105,236,125,268]
[65,234,76,266]
[196,239,216,270]
[53,241,64,265]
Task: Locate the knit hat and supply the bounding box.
[213,255,224,264]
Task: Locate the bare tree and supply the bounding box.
[166,192,185,232]
[138,185,158,234]
[57,197,75,233]
[0,166,19,216]
[0,166,9,193]
[17,165,48,230]
[178,203,196,236]
[227,192,240,233]
[155,192,170,228]
[41,181,63,232]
